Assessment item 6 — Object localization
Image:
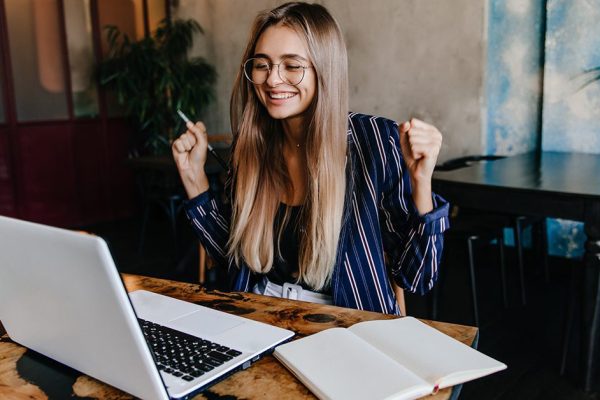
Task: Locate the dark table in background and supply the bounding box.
[433,151,600,391]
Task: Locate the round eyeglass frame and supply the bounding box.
[242,57,314,86]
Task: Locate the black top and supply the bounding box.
[267,203,331,294]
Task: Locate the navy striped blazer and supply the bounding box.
[184,113,449,315]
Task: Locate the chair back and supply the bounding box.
[392,281,407,316]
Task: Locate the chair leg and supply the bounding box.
[198,244,206,284]
[392,282,407,317]
[467,236,480,326]
[430,257,446,320]
[540,218,550,282]
[515,217,527,305]
[560,267,578,375]
[498,236,509,308]
[166,199,178,253]
[431,284,439,320]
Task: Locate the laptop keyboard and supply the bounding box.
[138,318,243,382]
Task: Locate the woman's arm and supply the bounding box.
[172,120,211,198]
[379,119,449,294]
[173,120,230,268]
[398,118,443,215]
[184,191,231,269]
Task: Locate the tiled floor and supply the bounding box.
[84,213,600,400]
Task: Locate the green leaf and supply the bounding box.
[96,17,216,155]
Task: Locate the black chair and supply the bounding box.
[136,165,186,256]
[433,155,549,325]
[433,207,509,326]
[125,156,189,258]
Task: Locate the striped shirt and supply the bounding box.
[184,113,449,315]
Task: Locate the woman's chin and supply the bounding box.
[266,109,293,120]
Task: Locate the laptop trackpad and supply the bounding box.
[168,309,243,337]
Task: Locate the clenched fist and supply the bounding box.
[172,120,210,199]
[398,118,443,214]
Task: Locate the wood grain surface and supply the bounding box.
[0,274,478,399]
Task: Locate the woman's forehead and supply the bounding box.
[254,24,309,60]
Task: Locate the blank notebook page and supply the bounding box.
[275,327,431,400]
[349,317,505,387]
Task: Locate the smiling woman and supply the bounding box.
[172,2,449,316]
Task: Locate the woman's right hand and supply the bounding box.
[172,121,210,199]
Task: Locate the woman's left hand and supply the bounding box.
[398,118,442,186]
[398,118,442,215]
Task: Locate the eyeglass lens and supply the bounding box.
[244,57,306,85]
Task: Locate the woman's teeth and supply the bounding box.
[270,92,296,99]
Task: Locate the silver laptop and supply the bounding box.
[0,216,294,399]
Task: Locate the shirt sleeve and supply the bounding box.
[184,189,231,269]
[378,120,450,295]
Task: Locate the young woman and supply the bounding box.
[172,2,449,315]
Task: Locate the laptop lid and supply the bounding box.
[0,216,295,399]
[0,216,170,400]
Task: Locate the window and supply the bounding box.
[97,0,166,117]
[147,0,167,34]
[5,0,69,121]
[0,58,5,123]
[64,0,99,118]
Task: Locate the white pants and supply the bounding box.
[252,276,333,305]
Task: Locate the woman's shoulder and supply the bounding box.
[347,112,399,141]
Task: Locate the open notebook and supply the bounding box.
[274,317,506,400]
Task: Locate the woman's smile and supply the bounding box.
[268,90,298,100]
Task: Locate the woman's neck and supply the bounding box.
[281,116,308,206]
[282,116,306,150]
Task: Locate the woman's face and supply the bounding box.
[252,24,316,124]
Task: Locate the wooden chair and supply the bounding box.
[198,246,408,317]
[392,282,407,316]
[198,244,207,284]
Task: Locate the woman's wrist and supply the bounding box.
[184,173,210,199]
[411,179,434,215]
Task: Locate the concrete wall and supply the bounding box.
[174,0,487,162]
[542,0,600,258]
[485,0,545,155]
[543,0,600,153]
[485,0,598,259]
[175,0,597,259]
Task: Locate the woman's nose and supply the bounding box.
[265,64,283,86]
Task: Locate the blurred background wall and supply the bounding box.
[175,0,487,162]
[1,0,598,258]
[174,0,600,259]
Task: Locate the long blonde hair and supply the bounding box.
[229,2,348,290]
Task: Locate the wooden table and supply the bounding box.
[433,150,600,391]
[0,274,478,399]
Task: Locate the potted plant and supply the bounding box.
[97,18,217,155]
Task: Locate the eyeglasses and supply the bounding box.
[243,57,313,86]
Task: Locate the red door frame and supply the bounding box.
[0,0,165,226]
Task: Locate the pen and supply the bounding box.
[177,109,228,170]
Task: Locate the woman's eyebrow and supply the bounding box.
[252,53,308,62]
